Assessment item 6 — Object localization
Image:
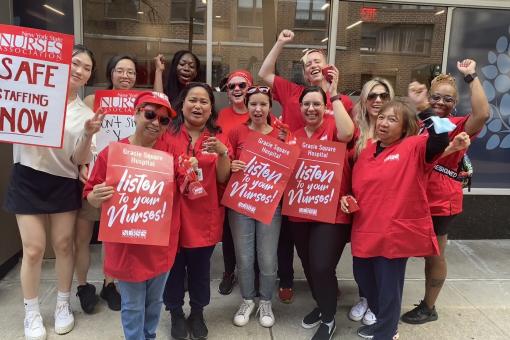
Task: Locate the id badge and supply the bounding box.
[195,168,204,182]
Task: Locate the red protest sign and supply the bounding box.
[93,90,141,152]
[222,133,299,224]
[282,138,346,223]
[99,142,174,246]
[0,24,73,147]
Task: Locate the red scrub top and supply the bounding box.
[351,136,439,259]
[228,123,281,160]
[291,117,350,224]
[164,127,232,248]
[83,137,181,282]
[272,75,353,133]
[425,116,471,216]
[217,107,249,137]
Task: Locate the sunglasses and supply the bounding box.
[143,110,171,125]
[227,82,247,90]
[430,93,456,104]
[246,86,271,95]
[367,92,390,101]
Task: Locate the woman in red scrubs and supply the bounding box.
[163,82,231,340]
[341,82,450,340]
[401,59,489,325]
[290,76,354,340]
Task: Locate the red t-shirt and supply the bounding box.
[425,116,470,216]
[83,137,181,282]
[164,127,233,248]
[272,75,353,133]
[217,107,249,137]
[228,123,281,160]
[291,117,350,224]
[351,136,439,259]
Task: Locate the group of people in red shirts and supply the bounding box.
[8,27,489,340]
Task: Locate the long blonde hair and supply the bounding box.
[353,77,395,159]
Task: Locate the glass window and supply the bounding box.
[83,0,207,91]
[448,7,510,188]
[334,1,447,96]
[12,0,73,34]
[295,0,327,28]
[238,0,262,27]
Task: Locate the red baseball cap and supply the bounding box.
[227,70,253,86]
[134,91,177,118]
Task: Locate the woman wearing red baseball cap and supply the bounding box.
[84,91,180,340]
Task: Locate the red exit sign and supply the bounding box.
[361,7,377,21]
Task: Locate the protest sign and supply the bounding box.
[93,90,141,153]
[0,24,73,147]
[222,133,299,224]
[99,142,174,246]
[282,138,346,223]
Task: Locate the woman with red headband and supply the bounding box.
[163,82,231,340]
[228,85,285,329]
[216,70,254,295]
[83,91,180,340]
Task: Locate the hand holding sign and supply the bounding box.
[87,182,115,208]
[231,160,246,173]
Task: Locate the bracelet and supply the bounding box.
[330,94,340,103]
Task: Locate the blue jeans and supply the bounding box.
[117,272,169,340]
[229,206,282,300]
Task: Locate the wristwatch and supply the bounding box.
[464,73,477,84]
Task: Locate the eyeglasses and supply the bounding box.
[227,82,247,90]
[246,86,271,95]
[113,68,136,77]
[142,109,171,126]
[367,92,390,101]
[430,93,456,104]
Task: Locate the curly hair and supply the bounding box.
[430,73,458,100]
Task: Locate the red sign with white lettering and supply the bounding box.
[93,90,141,152]
[221,133,299,225]
[0,24,73,147]
[282,138,345,223]
[99,142,174,246]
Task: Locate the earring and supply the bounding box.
[452,106,458,116]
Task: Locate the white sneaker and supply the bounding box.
[362,308,377,325]
[233,299,256,326]
[24,311,47,340]
[349,297,368,322]
[54,302,74,334]
[257,300,275,328]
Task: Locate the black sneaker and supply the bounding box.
[357,325,399,340]
[311,320,336,340]
[171,312,188,340]
[301,307,321,329]
[76,283,99,314]
[401,300,438,324]
[188,311,208,340]
[100,281,121,311]
[357,324,375,339]
[218,272,236,295]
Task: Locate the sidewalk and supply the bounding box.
[1,240,509,339]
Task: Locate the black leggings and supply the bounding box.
[291,222,350,322]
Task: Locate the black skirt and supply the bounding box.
[4,164,82,214]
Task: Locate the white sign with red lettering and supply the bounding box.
[0,24,73,147]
